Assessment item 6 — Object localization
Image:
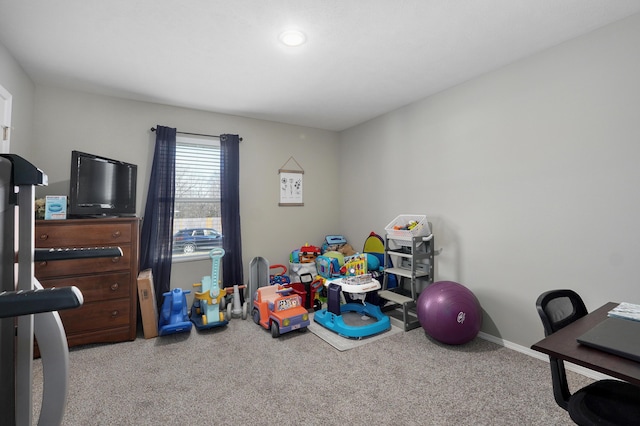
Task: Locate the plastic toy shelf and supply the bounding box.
[379,232,434,331]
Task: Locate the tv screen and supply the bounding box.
[69,151,137,217]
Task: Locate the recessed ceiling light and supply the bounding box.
[279,30,306,47]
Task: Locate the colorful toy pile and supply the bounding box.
[283,233,388,299]
[160,232,394,340]
[278,234,391,339]
[247,232,393,339]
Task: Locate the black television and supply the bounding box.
[68,150,137,218]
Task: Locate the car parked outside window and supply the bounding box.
[173,228,223,254]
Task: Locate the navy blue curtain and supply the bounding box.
[140,126,176,309]
[220,134,243,288]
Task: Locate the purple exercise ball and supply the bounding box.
[417,281,482,345]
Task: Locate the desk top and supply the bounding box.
[531,302,640,386]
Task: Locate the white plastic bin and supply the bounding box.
[384,214,430,241]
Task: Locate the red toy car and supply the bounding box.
[299,244,321,263]
[284,273,324,311]
[252,285,310,338]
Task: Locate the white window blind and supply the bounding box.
[175,141,221,208]
[173,137,222,259]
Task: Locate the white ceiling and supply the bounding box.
[1,1,639,131]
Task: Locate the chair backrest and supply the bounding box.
[536,289,588,336]
[535,289,589,410]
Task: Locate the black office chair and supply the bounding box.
[536,289,640,425]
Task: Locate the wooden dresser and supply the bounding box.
[34,217,140,349]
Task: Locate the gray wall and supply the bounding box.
[27,85,340,296]
[0,42,35,157]
[339,14,640,348]
[2,13,639,349]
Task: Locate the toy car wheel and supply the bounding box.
[252,308,260,325]
[270,321,280,338]
[241,302,248,320]
[220,296,226,310]
[226,303,232,320]
[183,243,196,254]
[314,300,323,311]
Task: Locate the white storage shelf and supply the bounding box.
[379,231,435,331]
[384,267,430,279]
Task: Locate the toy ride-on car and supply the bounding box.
[252,285,310,338]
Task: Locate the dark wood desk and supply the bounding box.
[531,302,640,386]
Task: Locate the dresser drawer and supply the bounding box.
[59,299,130,334]
[36,222,132,247]
[35,246,132,279]
[39,272,131,303]
[59,298,131,335]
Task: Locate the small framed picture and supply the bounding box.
[279,171,303,206]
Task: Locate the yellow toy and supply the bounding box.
[190,248,229,330]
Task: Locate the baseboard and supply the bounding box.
[477,331,613,381]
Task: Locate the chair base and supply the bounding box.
[569,379,640,426]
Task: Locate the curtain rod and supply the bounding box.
[150,127,242,141]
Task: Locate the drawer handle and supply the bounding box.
[111,257,121,264]
[38,261,47,267]
[110,283,119,291]
[112,230,121,239]
[39,233,49,241]
[111,310,119,317]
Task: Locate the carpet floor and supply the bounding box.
[31,316,593,425]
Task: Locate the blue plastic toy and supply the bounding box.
[313,301,390,339]
[190,247,229,330]
[158,288,193,336]
[313,276,390,339]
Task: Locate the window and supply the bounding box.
[172,136,222,260]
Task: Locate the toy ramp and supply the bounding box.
[363,231,385,268]
[363,231,397,289]
[363,231,384,254]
